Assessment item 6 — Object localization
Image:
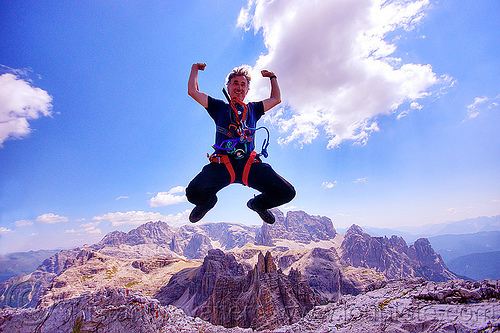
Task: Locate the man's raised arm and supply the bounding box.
[261,70,281,112]
[188,63,209,108]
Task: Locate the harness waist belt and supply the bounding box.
[208,151,258,186]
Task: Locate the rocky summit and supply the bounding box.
[0,209,494,332]
[1,279,498,332]
[341,224,457,281]
[158,249,316,330]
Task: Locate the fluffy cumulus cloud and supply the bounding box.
[239,0,441,148]
[92,210,190,227]
[14,219,34,227]
[79,221,102,235]
[0,69,53,147]
[36,213,69,224]
[148,186,187,207]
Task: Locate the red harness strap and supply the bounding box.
[209,151,258,186]
[209,154,236,184]
[230,97,248,125]
[242,150,257,186]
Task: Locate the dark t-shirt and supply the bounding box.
[206,96,264,153]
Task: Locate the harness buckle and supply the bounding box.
[234,149,246,159]
[209,153,222,164]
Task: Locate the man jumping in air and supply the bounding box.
[186,63,295,224]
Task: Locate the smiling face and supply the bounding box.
[228,75,250,101]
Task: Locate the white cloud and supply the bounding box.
[0,71,53,147]
[36,213,69,224]
[115,196,129,200]
[239,0,442,148]
[148,186,187,207]
[0,227,13,234]
[92,210,190,227]
[163,210,191,227]
[322,181,337,189]
[466,94,500,120]
[64,222,102,236]
[82,226,102,235]
[80,221,100,228]
[353,178,367,184]
[14,219,34,227]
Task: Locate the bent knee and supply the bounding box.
[285,184,296,203]
[185,184,199,204]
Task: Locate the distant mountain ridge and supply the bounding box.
[344,216,500,280]
[352,215,500,243]
[0,250,59,283]
[447,251,500,281]
[428,231,500,262]
[0,210,456,312]
[341,224,456,281]
[2,209,494,332]
[92,221,260,259]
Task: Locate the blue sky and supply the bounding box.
[1,0,499,254]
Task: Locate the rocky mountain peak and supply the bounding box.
[341,225,457,282]
[93,220,175,249]
[196,250,317,330]
[256,210,337,246]
[255,251,278,275]
[155,249,245,316]
[345,224,364,235]
[0,210,463,323]
[408,237,456,281]
[123,221,174,245]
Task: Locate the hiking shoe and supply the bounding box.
[247,198,275,224]
[189,197,217,223]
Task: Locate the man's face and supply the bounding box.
[228,75,249,101]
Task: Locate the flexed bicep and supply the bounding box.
[188,63,209,108]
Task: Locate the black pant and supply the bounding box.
[186,155,295,211]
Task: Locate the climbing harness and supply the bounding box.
[209,153,236,184]
[208,89,271,186]
[213,88,270,158]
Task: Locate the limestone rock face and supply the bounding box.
[0,248,85,308]
[340,224,458,282]
[2,280,499,333]
[414,278,500,303]
[159,250,316,330]
[0,211,459,313]
[0,288,253,333]
[92,221,180,259]
[155,249,245,316]
[93,221,259,260]
[408,238,457,281]
[256,210,336,246]
[197,251,316,330]
[275,247,386,303]
[274,278,500,333]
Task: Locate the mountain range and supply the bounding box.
[0,210,498,332]
[348,215,500,280]
[352,215,500,242]
[0,250,59,282]
[447,250,500,281]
